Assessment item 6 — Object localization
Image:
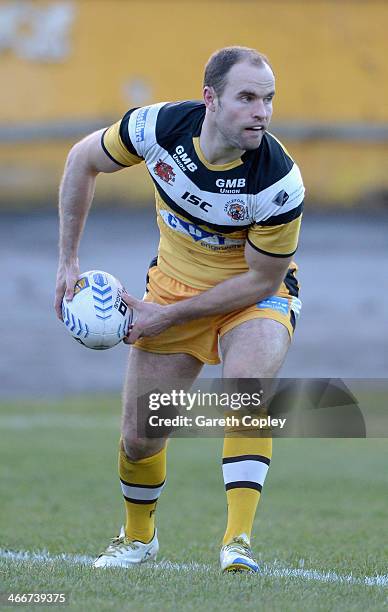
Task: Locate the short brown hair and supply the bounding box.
[203,46,273,96]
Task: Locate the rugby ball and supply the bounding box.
[62,270,132,350]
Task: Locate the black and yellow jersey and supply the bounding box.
[102,101,305,290]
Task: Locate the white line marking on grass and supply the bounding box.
[1,549,387,588]
[0,549,94,565]
[0,550,205,572]
[0,415,118,429]
[261,563,388,588]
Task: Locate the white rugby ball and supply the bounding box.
[62,270,132,350]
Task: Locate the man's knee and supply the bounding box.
[122,435,164,461]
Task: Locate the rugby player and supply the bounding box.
[55,46,304,573]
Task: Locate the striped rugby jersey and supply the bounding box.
[102,101,305,289]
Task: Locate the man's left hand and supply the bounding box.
[121,292,175,344]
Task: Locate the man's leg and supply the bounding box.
[120,347,203,543]
[219,319,289,568]
[94,347,202,568]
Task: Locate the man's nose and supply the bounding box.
[252,100,267,119]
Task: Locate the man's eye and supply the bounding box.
[264,97,273,103]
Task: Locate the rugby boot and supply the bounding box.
[220,533,259,573]
[93,526,158,568]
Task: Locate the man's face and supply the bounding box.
[209,60,275,151]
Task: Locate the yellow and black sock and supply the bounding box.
[118,442,166,543]
[222,433,272,545]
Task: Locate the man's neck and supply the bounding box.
[199,114,244,165]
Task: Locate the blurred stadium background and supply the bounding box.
[1,0,387,398]
[1,0,388,209]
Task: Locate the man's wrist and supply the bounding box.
[165,296,211,326]
[165,303,179,326]
[58,255,79,267]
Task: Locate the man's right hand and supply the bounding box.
[55,128,125,322]
[55,259,80,320]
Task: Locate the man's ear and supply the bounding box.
[203,86,217,112]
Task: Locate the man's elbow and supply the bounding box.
[260,279,282,299]
[65,138,99,176]
[249,269,286,298]
[65,141,84,169]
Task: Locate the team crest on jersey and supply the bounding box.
[224,199,248,221]
[153,159,176,185]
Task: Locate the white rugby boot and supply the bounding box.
[93,526,158,568]
[220,533,259,573]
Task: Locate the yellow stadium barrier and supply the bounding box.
[0,0,387,208]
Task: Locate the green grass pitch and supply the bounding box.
[0,396,387,611]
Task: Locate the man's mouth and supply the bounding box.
[245,125,265,132]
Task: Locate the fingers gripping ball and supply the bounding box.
[62,270,133,350]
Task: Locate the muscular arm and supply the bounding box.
[169,243,291,322]
[55,130,123,318]
[124,244,292,342]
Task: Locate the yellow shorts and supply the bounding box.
[135,263,300,365]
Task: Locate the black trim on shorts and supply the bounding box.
[145,256,158,292]
[290,310,296,331]
[284,268,299,298]
[284,267,299,330]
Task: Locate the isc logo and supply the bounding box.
[216,178,246,188]
[181,191,212,212]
